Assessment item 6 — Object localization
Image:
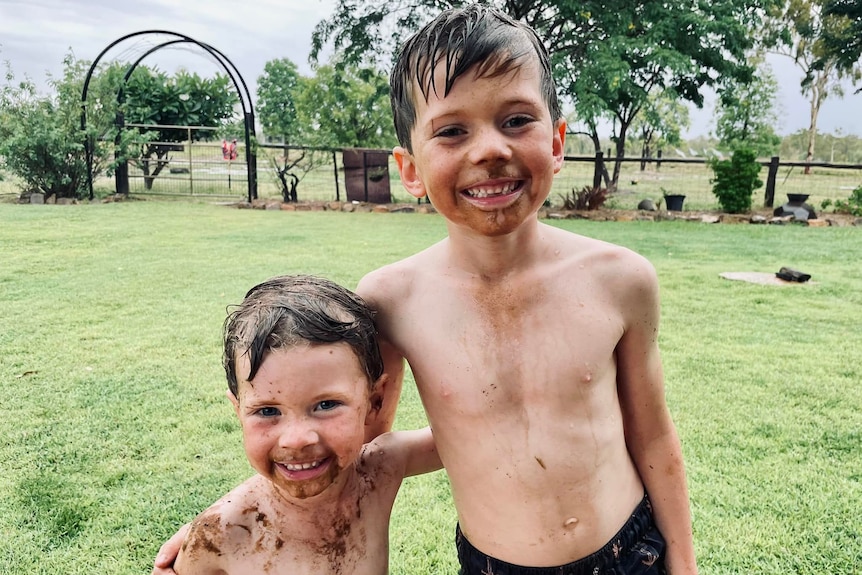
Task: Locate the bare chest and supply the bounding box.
[205,474,394,575]
[217,509,388,575]
[401,280,623,414]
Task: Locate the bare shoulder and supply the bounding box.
[551,225,657,288]
[190,477,263,533]
[176,477,263,571]
[355,241,446,309]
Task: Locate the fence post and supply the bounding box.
[656,149,662,171]
[362,150,369,202]
[764,156,779,208]
[244,111,257,202]
[593,151,604,190]
[187,127,194,196]
[332,150,340,202]
[114,110,129,195]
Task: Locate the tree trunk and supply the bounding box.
[611,122,629,188]
[640,127,653,171]
[804,72,828,175]
[141,158,153,190]
[586,125,611,188]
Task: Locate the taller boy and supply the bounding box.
[365,4,697,574]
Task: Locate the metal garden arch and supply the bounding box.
[81,30,258,201]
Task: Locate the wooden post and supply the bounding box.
[764,156,779,208]
[362,150,369,202]
[332,150,340,202]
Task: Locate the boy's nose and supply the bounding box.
[278,420,319,449]
[468,127,512,165]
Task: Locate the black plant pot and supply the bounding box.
[664,194,686,211]
[775,193,817,220]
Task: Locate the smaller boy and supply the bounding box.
[172,275,440,575]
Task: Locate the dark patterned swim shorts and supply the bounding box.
[456,494,666,575]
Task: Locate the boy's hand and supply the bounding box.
[151,523,190,575]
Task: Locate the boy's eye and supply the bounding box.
[435,126,464,138]
[504,115,534,129]
[316,400,342,412]
[255,406,280,417]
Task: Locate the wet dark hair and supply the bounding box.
[390,3,562,152]
[223,275,383,396]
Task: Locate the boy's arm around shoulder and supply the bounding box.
[356,268,407,441]
[614,251,698,574]
[371,426,442,479]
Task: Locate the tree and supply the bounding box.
[763,0,862,172]
[256,58,302,142]
[311,0,774,188]
[556,1,768,186]
[122,68,239,189]
[630,89,689,170]
[0,53,125,200]
[715,55,781,157]
[821,0,862,73]
[255,58,394,201]
[294,63,395,148]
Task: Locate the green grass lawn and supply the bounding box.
[0,201,859,574]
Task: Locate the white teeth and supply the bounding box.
[283,460,322,471]
[466,181,518,198]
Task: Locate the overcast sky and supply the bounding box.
[1,0,859,139]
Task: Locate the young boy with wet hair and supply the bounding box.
[172,275,440,575]
[155,4,697,574]
[379,4,697,574]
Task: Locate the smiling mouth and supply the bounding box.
[463,180,522,198]
[281,459,325,472]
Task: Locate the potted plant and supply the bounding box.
[661,187,686,211]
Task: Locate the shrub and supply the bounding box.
[823,185,862,216]
[708,147,763,214]
[0,82,89,201]
[0,55,125,201]
[559,186,610,211]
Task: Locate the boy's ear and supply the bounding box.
[393,146,427,199]
[365,373,389,426]
[227,389,240,417]
[553,118,567,174]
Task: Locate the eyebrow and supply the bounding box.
[425,94,544,121]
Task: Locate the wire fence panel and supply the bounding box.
[128,141,249,199]
[771,165,862,206]
[122,140,862,212]
[556,156,862,211]
[256,145,346,203]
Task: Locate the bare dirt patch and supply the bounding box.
[719,271,817,286]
